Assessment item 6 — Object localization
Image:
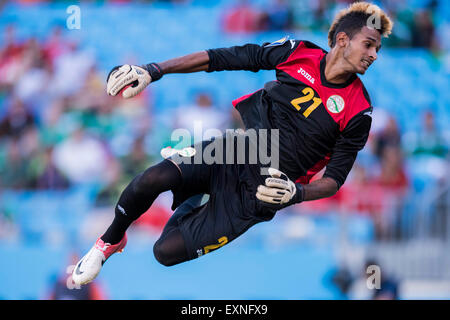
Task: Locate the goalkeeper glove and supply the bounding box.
[106,63,163,99]
[256,168,304,209]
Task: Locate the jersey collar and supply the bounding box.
[320,54,357,89]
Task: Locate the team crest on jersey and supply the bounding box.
[265,36,289,47]
[326,95,345,113]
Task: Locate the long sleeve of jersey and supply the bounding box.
[323,108,372,189]
[206,39,296,72]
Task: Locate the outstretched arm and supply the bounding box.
[153,40,297,75]
[157,51,210,74]
[105,51,210,98]
[106,39,298,99]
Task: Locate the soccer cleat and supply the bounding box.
[72,233,127,285]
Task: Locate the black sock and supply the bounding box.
[101,160,181,244]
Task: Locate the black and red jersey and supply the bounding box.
[206,38,372,189]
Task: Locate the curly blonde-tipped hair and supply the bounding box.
[328,1,393,48]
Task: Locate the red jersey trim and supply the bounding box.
[295,153,331,184]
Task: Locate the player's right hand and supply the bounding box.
[106,64,151,99]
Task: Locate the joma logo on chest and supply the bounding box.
[297,67,315,84]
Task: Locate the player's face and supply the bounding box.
[344,26,381,75]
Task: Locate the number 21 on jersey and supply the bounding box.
[290,87,322,118]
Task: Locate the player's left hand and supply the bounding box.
[256,168,304,207]
[106,64,151,99]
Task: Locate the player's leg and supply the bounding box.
[72,159,182,285]
[153,194,206,266]
[153,135,273,267]
[152,189,259,267]
[100,159,182,244]
[150,136,257,267]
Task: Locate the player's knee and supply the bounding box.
[153,240,178,267]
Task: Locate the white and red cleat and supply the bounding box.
[72,234,127,285]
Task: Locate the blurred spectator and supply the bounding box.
[410,9,438,50]
[372,115,402,160]
[348,258,399,300]
[369,258,399,300]
[402,110,448,198]
[174,92,230,142]
[0,24,25,90]
[34,147,70,190]
[311,0,335,31]
[407,110,448,158]
[13,53,52,114]
[0,24,21,59]
[19,125,42,165]
[52,126,112,184]
[330,265,353,299]
[338,145,409,241]
[70,64,108,114]
[260,0,293,31]
[121,134,152,177]
[42,26,74,66]
[372,146,409,240]
[374,146,409,193]
[338,164,376,215]
[0,98,35,139]
[93,156,122,207]
[50,42,95,98]
[222,0,265,34]
[0,137,32,189]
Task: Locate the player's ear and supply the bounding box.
[335,31,349,48]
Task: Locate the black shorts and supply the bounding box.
[168,135,277,260]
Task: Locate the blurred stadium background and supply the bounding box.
[0,0,449,300]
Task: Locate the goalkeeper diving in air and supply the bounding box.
[72,2,393,285]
